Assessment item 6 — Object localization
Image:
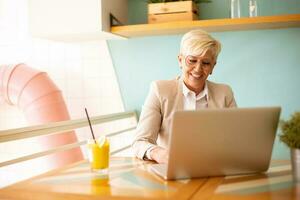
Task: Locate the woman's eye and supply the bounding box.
[202,62,210,65]
[189,59,198,63]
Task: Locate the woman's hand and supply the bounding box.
[150,146,168,164]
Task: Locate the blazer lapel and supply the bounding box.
[174,77,184,111]
[207,81,217,108]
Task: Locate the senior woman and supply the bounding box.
[132,29,237,164]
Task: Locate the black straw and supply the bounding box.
[85,108,96,144]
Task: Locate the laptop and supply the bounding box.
[150,107,281,180]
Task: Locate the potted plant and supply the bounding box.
[147,0,209,24]
[279,112,300,182]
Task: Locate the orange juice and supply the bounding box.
[88,137,110,171]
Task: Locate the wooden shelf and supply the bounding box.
[111,14,300,38]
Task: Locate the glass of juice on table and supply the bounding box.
[88,136,110,173]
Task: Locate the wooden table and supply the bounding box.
[0,157,298,200]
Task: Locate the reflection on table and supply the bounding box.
[0,157,298,200]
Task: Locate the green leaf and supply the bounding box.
[279,112,300,149]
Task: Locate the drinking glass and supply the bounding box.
[249,0,258,17]
[87,137,110,174]
[230,0,241,18]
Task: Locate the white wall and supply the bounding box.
[0,0,130,187]
[0,0,124,129]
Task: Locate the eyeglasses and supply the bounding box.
[184,55,213,69]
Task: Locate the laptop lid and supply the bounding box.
[164,107,281,180]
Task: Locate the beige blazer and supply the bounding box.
[132,77,237,159]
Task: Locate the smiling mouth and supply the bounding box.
[190,73,202,79]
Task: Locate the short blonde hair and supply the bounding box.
[180,29,221,59]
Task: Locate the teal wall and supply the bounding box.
[108,0,300,159]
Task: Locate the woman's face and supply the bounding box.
[178,50,216,94]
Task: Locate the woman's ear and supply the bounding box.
[210,61,216,75]
[178,55,183,69]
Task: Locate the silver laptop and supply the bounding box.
[150,107,281,180]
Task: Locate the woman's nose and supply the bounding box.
[194,63,202,72]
